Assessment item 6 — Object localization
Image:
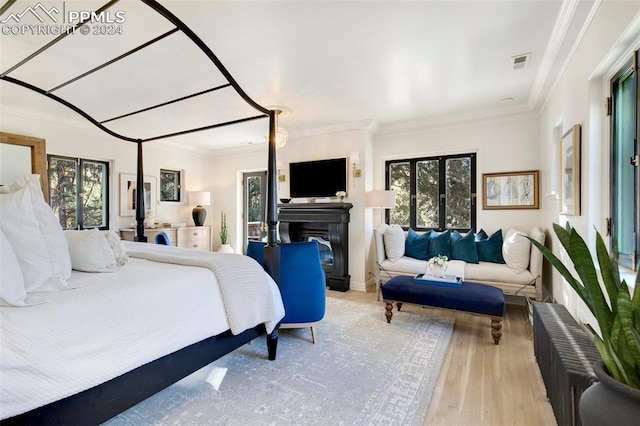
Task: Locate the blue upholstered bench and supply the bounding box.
[381,275,505,344]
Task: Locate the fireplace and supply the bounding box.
[278,203,352,291]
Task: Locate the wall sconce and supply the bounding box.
[350,151,361,178]
[277,169,286,182]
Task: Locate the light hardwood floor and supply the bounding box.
[327,289,558,426]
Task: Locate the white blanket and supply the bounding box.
[125,242,281,334]
[0,247,284,420]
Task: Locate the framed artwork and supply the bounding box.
[559,124,581,215]
[119,173,157,217]
[482,170,539,209]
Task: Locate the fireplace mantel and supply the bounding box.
[278,202,352,291]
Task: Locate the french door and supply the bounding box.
[243,171,267,252]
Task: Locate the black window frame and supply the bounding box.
[385,152,477,232]
[47,154,110,230]
[610,51,640,271]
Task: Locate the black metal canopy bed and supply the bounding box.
[0,0,284,423]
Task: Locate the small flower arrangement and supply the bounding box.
[428,254,448,266]
[335,191,347,201]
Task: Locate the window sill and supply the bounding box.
[619,266,637,290]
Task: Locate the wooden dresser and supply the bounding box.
[120,226,211,251]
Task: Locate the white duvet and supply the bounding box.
[0,251,284,420]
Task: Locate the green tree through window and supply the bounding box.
[48,155,109,230]
[386,153,476,231]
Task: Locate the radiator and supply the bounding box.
[532,302,601,426]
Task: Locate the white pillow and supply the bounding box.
[0,184,71,292]
[0,228,27,306]
[502,227,531,273]
[0,175,72,291]
[383,224,406,262]
[103,230,129,266]
[65,229,117,272]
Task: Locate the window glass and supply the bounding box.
[160,169,181,202]
[48,155,109,230]
[386,153,476,231]
[610,55,638,271]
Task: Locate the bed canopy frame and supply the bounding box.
[0,0,280,249]
[1,0,282,423]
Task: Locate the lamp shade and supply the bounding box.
[366,190,396,208]
[189,191,211,206]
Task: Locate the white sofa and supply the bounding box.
[373,225,545,300]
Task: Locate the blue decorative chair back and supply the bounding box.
[154,231,171,245]
[245,240,326,339]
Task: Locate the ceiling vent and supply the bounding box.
[512,53,531,70]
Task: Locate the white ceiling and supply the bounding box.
[0,0,596,152]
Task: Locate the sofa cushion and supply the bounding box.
[502,227,531,273]
[427,230,451,259]
[475,229,505,264]
[380,257,428,276]
[465,261,534,285]
[451,230,479,264]
[405,228,430,260]
[383,224,405,262]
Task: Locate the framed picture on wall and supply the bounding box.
[482,170,539,209]
[119,173,157,217]
[559,124,581,216]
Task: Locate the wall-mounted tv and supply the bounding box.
[289,157,347,198]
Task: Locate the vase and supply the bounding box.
[579,360,640,426]
[217,244,234,254]
[427,263,447,277]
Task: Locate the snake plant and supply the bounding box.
[529,223,640,389]
[220,211,228,244]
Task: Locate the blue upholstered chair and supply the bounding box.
[246,240,326,343]
[154,231,171,245]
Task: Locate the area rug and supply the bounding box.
[106,297,454,426]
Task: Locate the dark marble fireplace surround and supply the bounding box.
[278,203,352,291]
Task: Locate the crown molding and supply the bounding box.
[376,104,535,137]
[528,0,581,110]
[292,119,379,139]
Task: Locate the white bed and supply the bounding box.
[0,241,284,421]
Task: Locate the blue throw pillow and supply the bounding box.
[475,229,505,263]
[475,229,488,241]
[405,228,430,260]
[451,230,479,264]
[427,230,451,259]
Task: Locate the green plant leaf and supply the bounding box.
[595,230,619,313]
[617,292,640,376]
[567,230,613,336]
[527,236,590,309]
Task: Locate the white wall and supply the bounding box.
[1,107,217,231]
[539,2,640,322]
[274,124,373,291]
[375,112,542,233]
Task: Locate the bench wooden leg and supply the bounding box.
[384,301,394,323]
[491,317,502,345]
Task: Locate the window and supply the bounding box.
[385,153,476,231]
[610,52,639,271]
[160,169,182,202]
[48,155,109,230]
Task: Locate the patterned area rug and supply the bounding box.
[106,297,454,426]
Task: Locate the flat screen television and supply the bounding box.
[289,157,347,198]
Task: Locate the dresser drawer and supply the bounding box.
[178,227,211,250]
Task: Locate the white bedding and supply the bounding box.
[0,251,285,420]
